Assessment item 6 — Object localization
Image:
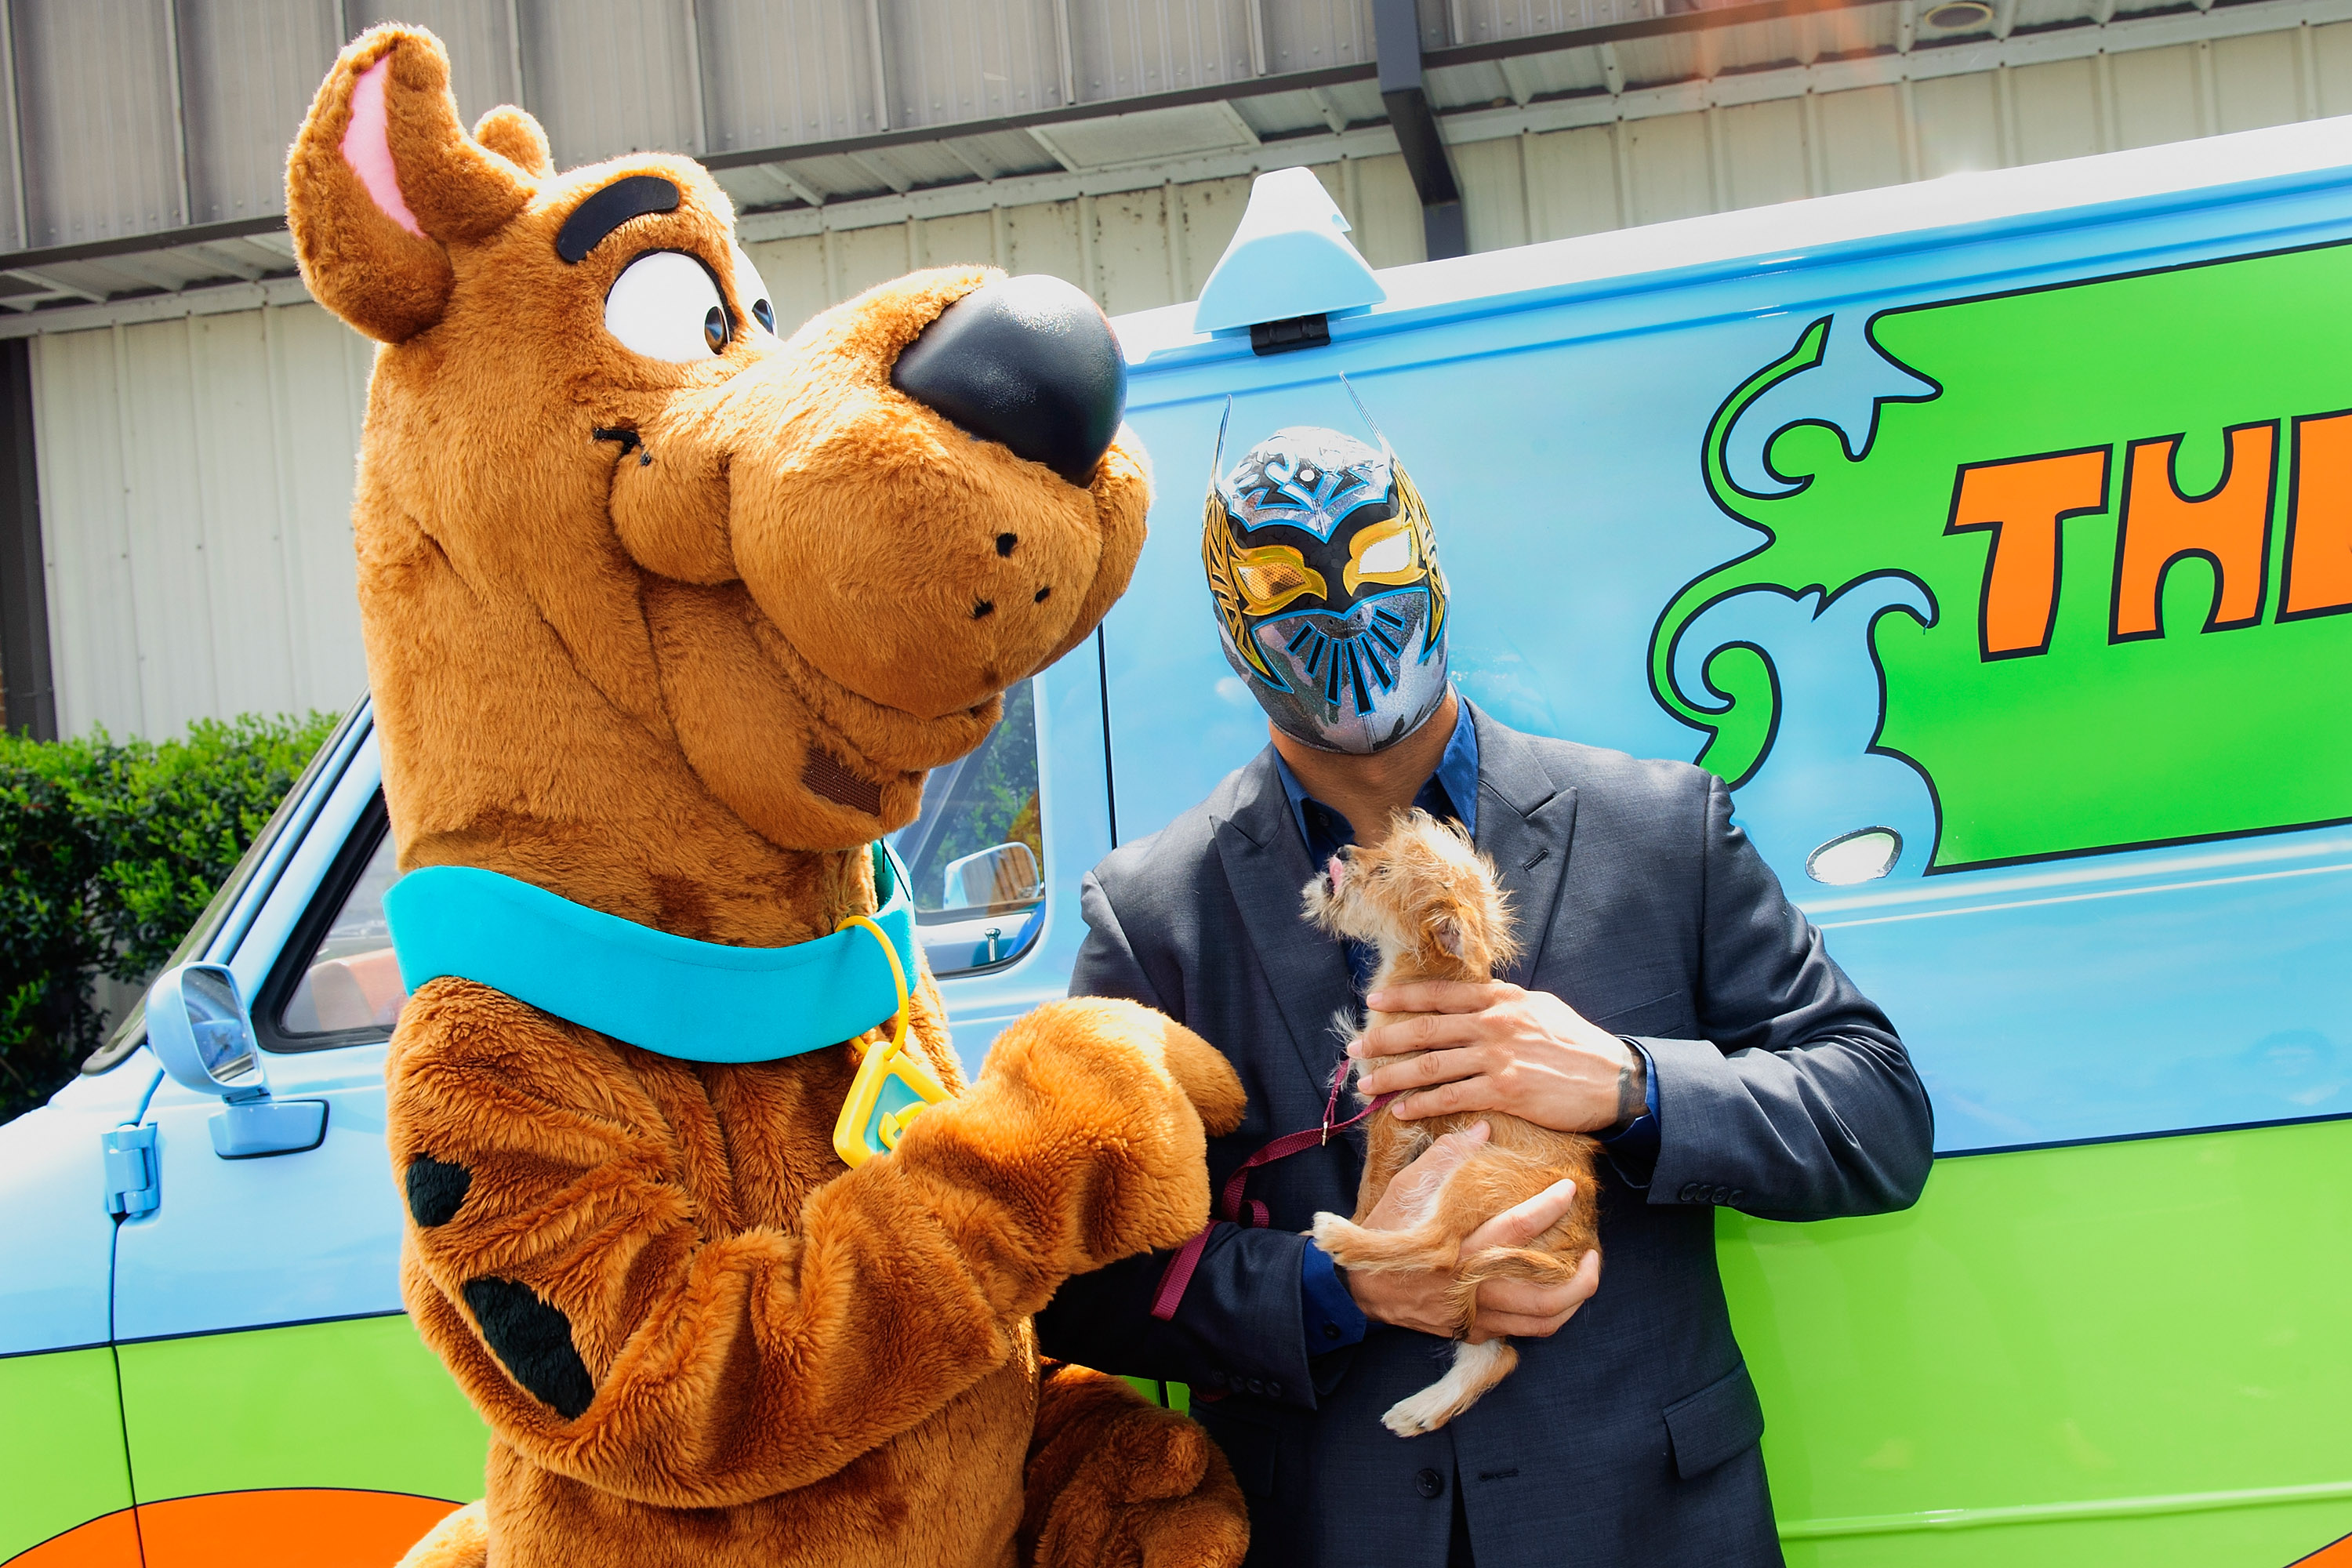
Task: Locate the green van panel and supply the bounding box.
[1726,1119,2352,1564]
[0,1347,136,1563]
[114,1312,487,1507]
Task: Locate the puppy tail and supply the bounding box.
[1457,1244,1589,1290]
[1383,1338,1519,1437]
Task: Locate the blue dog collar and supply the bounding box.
[383,844,919,1064]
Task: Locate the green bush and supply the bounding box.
[0,711,337,1123]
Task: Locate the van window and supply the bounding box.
[261,688,1047,1048]
[267,802,407,1049]
[890,680,1048,977]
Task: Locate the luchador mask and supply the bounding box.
[1203,419,1451,753]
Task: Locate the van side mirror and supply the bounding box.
[144,963,327,1159]
[942,841,1044,910]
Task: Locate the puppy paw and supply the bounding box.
[1381,1338,1515,1437]
[1307,1211,1368,1262]
[1381,1388,1452,1439]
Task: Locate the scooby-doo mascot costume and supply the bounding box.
[285,26,1249,1568]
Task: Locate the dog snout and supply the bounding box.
[889,274,1127,487]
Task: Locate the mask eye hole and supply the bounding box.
[1357,531,1410,576]
[1232,545,1329,615]
[1343,518,1422,593]
[604,250,728,363]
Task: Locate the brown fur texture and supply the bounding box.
[287,24,1244,1567]
[392,1502,487,1568]
[1300,809,1600,1436]
[1021,1363,1252,1568]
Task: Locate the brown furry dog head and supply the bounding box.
[285,26,1149,938]
[1301,808,1520,981]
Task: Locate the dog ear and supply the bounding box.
[474,105,554,176]
[1432,914,1468,960]
[287,26,537,343]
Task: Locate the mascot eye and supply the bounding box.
[731,243,777,336]
[604,251,728,363]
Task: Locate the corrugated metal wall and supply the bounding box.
[742,21,2352,323]
[28,19,2352,739]
[33,304,372,739]
[0,0,1413,251]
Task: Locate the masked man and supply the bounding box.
[1036,424,1933,1568]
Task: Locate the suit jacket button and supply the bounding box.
[1267,1381,1283,1397]
[1414,1468,1445,1499]
[1207,1369,1227,1387]
[1729,1189,1745,1203]
[1246,1377,1265,1395]
[1679,1182,1701,1203]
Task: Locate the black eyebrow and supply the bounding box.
[555,176,681,265]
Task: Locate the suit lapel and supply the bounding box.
[1468,703,1579,987]
[1213,750,1359,1103]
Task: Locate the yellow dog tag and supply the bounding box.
[831,915,950,1168]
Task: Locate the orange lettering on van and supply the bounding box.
[2111,423,2277,641]
[1944,447,2111,659]
[2283,410,2352,620]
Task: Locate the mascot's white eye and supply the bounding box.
[604,251,729,362]
[1356,531,1413,575]
[731,243,776,336]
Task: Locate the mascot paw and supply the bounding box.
[1023,1364,1249,1568]
[394,1501,488,1568]
[1033,996,1247,1138]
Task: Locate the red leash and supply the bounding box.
[1149,1062,1395,1321]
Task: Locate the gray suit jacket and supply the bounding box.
[1035,704,1933,1567]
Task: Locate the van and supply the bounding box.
[4,114,2348,1567]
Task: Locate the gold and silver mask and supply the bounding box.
[1203,421,1450,753]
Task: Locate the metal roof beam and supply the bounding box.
[1374,0,1468,260]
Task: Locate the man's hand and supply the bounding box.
[1340,1122,1602,1342]
[1351,981,1644,1134]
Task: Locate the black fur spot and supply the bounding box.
[462,1278,595,1420]
[404,1156,472,1228]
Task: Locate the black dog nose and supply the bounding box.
[891,275,1127,487]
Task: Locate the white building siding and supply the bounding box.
[32,305,372,741]
[20,18,2352,739]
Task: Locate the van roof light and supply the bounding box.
[1192,167,1387,338]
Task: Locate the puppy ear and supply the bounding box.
[286,26,536,343]
[1432,914,1468,959]
[474,105,554,176]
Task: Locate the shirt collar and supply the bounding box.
[1270,695,1479,859]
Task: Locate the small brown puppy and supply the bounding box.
[1302,808,1601,1436]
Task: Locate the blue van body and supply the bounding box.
[5,116,2352,1566]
